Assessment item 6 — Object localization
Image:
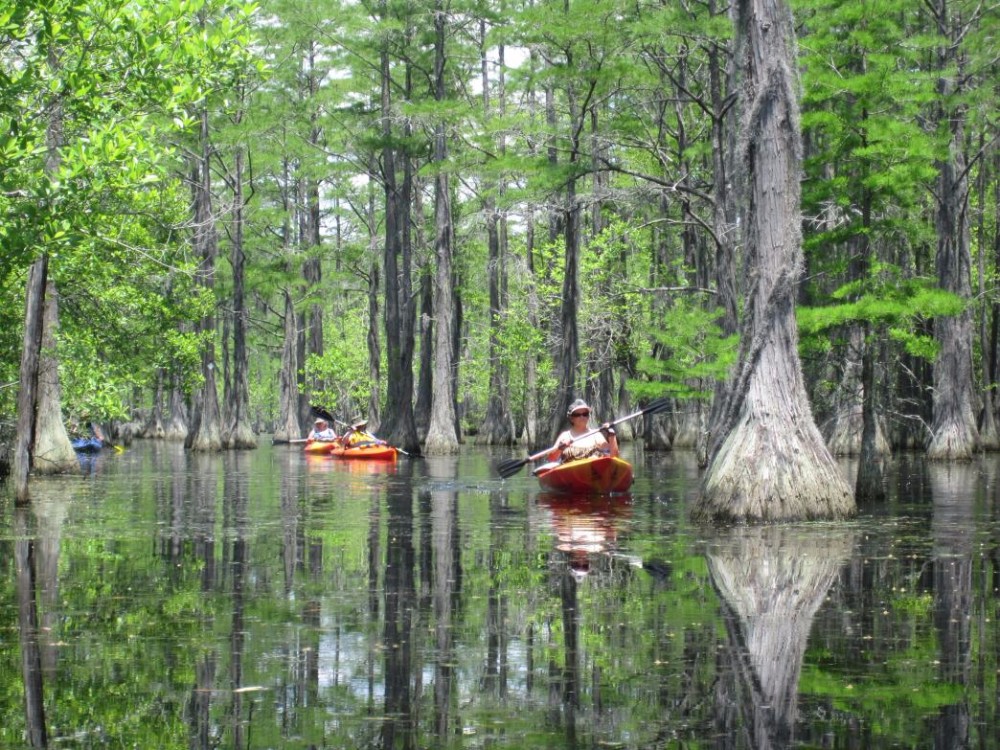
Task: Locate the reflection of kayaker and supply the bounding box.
[537,493,632,576]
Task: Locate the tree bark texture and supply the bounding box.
[424,5,460,455]
[379,34,419,451]
[226,146,257,449]
[186,109,223,452]
[165,373,190,442]
[273,289,302,443]
[32,280,79,474]
[927,132,977,459]
[14,257,49,503]
[855,328,886,501]
[696,0,854,522]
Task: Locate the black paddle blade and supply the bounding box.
[311,404,336,422]
[496,457,529,479]
[642,397,672,417]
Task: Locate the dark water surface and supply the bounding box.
[1,441,998,748]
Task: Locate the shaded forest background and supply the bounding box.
[1,0,998,460]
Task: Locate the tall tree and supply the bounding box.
[476,18,516,446]
[425,0,461,454]
[695,0,854,522]
[925,0,981,460]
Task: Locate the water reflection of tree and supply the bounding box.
[223,451,250,749]
[705,525,855,749]
[187,452,218,750]
[928,463,974,749]
[15,505,47,747]
[381,470,416,749]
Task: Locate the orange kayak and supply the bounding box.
[303,440,339,455]
[534,455,633,494]
[330,444,398,461]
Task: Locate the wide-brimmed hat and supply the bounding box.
[351,417,368,429]
[566,398,591,416]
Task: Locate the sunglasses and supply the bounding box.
[571,411,590,417]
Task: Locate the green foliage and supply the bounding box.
[304,314,380,419]
[798,275,963,361]
[631,297,737,401]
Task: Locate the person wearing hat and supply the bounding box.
[547,398,618,463]
[341,417,387,448]
[308,418,338,442]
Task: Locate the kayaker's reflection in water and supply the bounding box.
[536,399,619,474]
[538,493,631,580]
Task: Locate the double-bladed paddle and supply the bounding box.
[495,397,672,479]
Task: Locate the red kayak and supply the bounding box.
[534,455,633,494]
[330,444,398,461]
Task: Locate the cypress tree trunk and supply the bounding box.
[855,328,886,501]
[273,289,302,443]
[378,17,419,451]
[32,280,79,474]
[695,0,854,522]
[13,258,48,503]
[186,107,223,452]
[415,270,433,440]
[477,31,515,446]
[165,373,189,442]
[226,146,256,449]
[926,2,978,460]
[975,136,998,449]
[425,2,460,455]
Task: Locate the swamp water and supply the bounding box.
[1,441,998,748]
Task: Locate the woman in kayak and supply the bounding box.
[309,418,338,442]
[548,398,619,462]
[341,418,388,448]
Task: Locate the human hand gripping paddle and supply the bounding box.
[495,397,671,479]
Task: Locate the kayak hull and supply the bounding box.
[303,440,339,455]
[330,444,398,461]
[535,455,633,494]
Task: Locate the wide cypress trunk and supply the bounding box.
[164,377,189,442]
[378,30,419,452]
[695,0,854,522]
[927,134,977,459]
[32,281,78,474]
